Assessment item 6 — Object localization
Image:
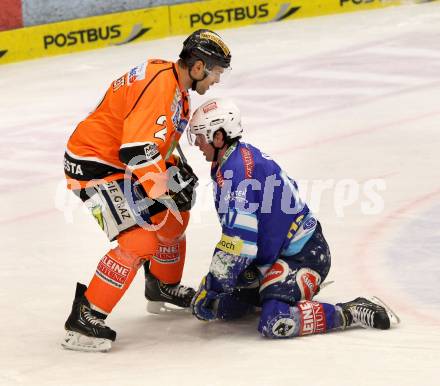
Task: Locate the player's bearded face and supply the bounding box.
[195,65,225,95]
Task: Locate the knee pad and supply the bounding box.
[154,211,190,242]
[258,299,300,339]
[260,259,322,304]
[117,227,158,260]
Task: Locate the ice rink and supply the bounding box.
[1,3,440,385]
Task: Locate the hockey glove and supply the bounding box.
[191,274,255,321]
[166,160,198,212]
[191,274,220,321]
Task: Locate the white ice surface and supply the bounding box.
[1,3,440,386]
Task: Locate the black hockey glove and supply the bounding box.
[232,265,262,307]
[166,160,199,212]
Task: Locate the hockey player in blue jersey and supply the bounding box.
[188,98,399,338]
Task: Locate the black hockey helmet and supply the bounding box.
[179,29,231,70]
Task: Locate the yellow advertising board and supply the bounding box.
[169,0,403,35]
[0,0,436,65]
[0,6,169,65]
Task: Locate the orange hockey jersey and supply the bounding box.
[64,59,190,197]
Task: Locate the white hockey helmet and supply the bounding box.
[188,98,243,145]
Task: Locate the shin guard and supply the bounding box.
[85,247,141,314]
[259,299,342,339]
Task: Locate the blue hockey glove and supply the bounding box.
[191,274,220,321]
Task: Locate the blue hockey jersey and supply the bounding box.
[209,141,317,292]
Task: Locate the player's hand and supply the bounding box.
[166,162,198,212]
[191,274,219,321]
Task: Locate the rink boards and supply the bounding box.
[0,0,437,65]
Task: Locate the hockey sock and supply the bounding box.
[85,247,140,314]
[259,299,345,338]
[149,236,186,284]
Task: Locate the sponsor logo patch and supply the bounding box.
[127,61,147,85]
[216,168,224,188]
[240,147,254,178]
[199,31,230,55]
[64,158,84,176]
[91,205,105,231]
[298,301,326,335]
[260,260,289,291]
[272,318,296,337]
[177,118,188,134]
[303,217,317,230]
[104,181,133,223]
[296,268,321,300]
[216,234,243,256]
[144,142,159,160]
[203,101,218,113]
[153,244,180,264]
[96,254,131,288]
[113,75,126,92]
[171,87,182,127]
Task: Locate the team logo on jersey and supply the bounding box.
[96,254,131,288]
[260,260,289,291]
[298,301,326,335]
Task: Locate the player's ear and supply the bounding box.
[191,60,205,76]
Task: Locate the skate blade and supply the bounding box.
[61,330,112,353]
[368,296,401,325]
[146,301,190,315]
[319,280,334,290]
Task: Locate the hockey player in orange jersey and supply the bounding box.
[61,29,231,352]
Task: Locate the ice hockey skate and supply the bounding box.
[338,296,400,330]
[144,263,195,314]
[61,283,116,352]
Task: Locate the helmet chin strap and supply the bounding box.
[210,143,225,163]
